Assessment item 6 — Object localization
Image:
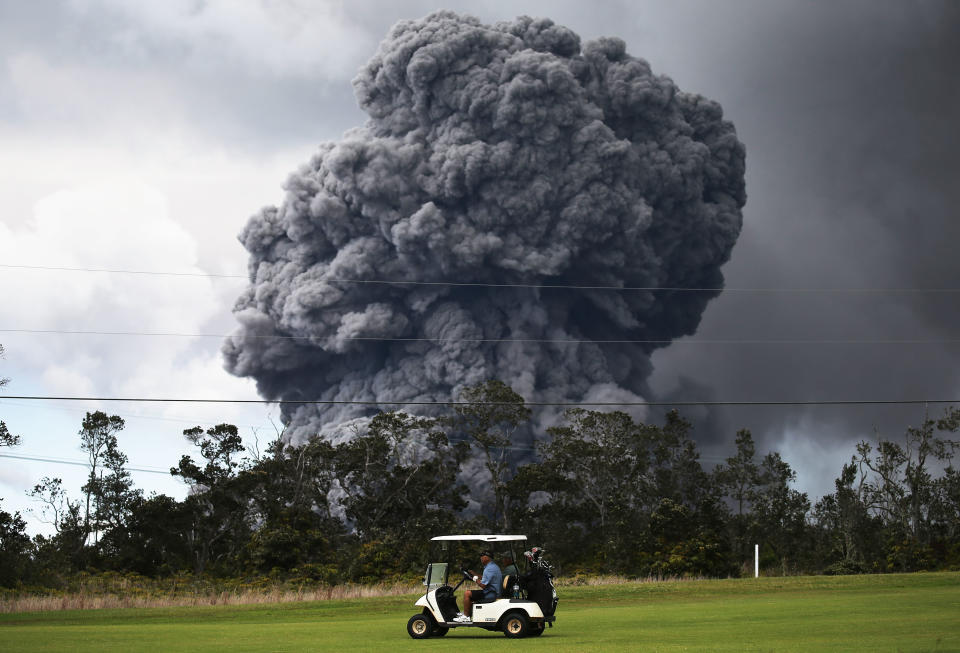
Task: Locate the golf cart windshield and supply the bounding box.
[424,562,447,588]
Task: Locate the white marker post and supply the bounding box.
[754,544,759,578]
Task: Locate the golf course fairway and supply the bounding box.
[2,572,957,652]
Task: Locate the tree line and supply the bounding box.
[1,379,959,589]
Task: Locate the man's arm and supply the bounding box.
[479,564,499,590]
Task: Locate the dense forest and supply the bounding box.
[1,379,959,590]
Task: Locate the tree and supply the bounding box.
[931,464,960,564]
[0,366,29,584]
[901,409,960,547]
[27,477,86,571]
[172,423,248,574]
[529,408,734,576]
[643,410,735,577]
[0,344,20,448]
[0,422,17,448]
[240,434,345,576]
[537,409,649,567]
[845,407,960,570]
[118,493,192,575]
[749,452,811,574]
[713,429,761,561]
[0,501,31,587]
[78,411,126,543]
[332,412,468,578]
[92,440,143,565]
[813,462,883,573]
[452,380,531,531]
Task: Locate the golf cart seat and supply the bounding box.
[502,574,516,598]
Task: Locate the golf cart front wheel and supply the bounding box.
[433,625,449,636]
[530,622,545,637]
[502,612,529,638]
[407,614,432,639]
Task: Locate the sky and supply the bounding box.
[1,0,958,535]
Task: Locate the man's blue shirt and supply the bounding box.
[481,560,503,600]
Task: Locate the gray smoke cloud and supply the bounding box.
[223,10,746,444]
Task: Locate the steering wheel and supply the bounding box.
[451,567,472,592]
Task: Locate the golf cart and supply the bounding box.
[406,534,558,639]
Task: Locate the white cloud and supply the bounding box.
[71,0,373,79]
[0,178,241,399]
[41,364,98,397]
[0,126,311,262]
[0,462,33,492]
[6,52,186,131]
[122,348,264,420]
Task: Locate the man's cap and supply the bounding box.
[479,550,493,558]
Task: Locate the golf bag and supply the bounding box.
[520,547,559,617]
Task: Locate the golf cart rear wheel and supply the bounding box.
[407,614,432,639]
[502,612,530,638]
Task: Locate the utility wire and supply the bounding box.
[0,452,170,475]
[2,328,958,346]
[0,396,277,431]
[2,395,958,407]
[5,263,960,293]
[0,263,245,280]
[0,449,727,471]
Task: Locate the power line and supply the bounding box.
[0,397,278,431]
[3,328,959,346]
[0,452,171,475]
[0,445,720,467]
[2,395,958,407]
[5,263,960,293]
[0,263,245,280]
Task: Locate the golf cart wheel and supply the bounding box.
[432,625,449,636]
[530,622,545,637]
[407,614,432,639]
[502,612,530,638]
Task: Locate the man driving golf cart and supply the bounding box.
[406,534,557,639]
[454,550,502,622]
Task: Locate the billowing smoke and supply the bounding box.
[223,11,746,445]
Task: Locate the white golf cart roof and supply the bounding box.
[430,534,527,542]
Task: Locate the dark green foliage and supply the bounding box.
[172,424,249,575]
[238,436,342,576]
[8,383,960,586]
[0,500,31,587]
[115,493,191,575]
[514,408,736,577]
[334,412,468,540]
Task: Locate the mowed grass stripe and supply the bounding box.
[2,573,958,652]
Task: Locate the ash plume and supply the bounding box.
[223,11,746,444]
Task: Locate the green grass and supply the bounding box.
[2,573,958,652]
